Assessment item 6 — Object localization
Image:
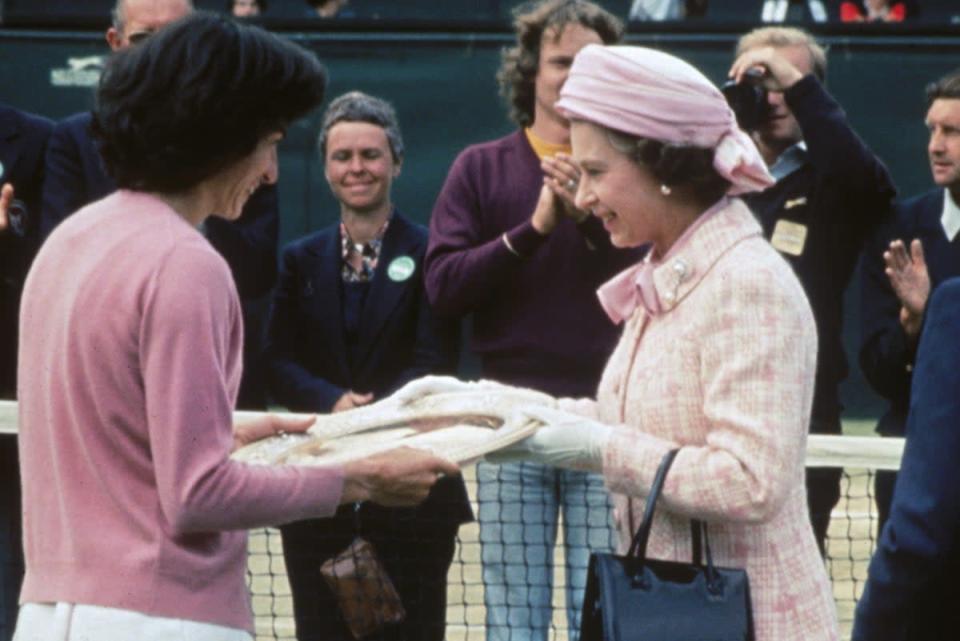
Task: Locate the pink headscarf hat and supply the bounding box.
[556,44,774,196]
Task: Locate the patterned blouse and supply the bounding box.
[340,218,390,283]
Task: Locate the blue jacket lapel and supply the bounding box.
[354,212,420,369]
[307,227,350,377]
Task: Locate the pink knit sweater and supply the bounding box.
[17,191,344,632]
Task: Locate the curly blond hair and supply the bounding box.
[497,0,622,128]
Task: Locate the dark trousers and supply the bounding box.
[874,469,898,537]
[0,437,22,641]
[806,416,843,556]
[806,466,843,556]
[280,505,459,641]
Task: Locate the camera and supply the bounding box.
[722,77,769,132]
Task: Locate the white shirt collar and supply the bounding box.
[941,189,960,242]
[769,141,807,182]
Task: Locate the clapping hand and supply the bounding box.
[884,238,930,339]
[0,184,13,233]
[542,153,589,223]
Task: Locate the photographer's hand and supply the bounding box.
[729,46,804,93]
[0,183,13,233]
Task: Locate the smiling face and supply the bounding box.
[533,23,603,131]
[208,131,281,221]
[571,120,666,251]
[927,98,960,191]
[324,121,400,216]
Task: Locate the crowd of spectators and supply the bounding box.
[627,0,932,22]
[223,0,951,23]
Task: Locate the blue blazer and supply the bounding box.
[265,210,470,524]
[853,277,960,641]
[40,111,279,300]
[266,210,458,411]
[859,189,960,436]
[0,104,53,397]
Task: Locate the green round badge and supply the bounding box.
[387,255,416,282]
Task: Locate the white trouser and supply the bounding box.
[14,603,252,641]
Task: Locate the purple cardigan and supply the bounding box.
[17,191,344,632]
[425,130,640,397]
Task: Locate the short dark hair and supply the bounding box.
[498,0,622,128]
[605,128,730,202]
[926,69,960,108]
[93,11,326,193]
[318,91,404,163]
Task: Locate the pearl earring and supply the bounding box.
[660,184,672,196]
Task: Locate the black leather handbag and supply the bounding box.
[579,449,755,641]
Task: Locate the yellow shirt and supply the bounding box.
[524,128,571,161]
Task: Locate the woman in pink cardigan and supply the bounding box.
[497,45,839,640]
[14,12,457,641]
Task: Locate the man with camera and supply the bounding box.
[728,27,896,555]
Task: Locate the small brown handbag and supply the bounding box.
[319,536,407,639]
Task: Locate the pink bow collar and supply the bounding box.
[596,198,727,324]
[597,258,659,324]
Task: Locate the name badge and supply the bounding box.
[387,256,416,282]
[771,219,807,257]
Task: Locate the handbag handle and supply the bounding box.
[692,519,722,590]
[626,449,679,560]
[626,449,724,591]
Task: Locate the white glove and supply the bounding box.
[486,405,613,471]
[389,375,555,408]
[388,375,483,406]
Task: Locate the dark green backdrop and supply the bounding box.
[1,20,958,418]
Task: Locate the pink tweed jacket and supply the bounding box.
[564,198,839,641]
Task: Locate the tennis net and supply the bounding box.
[0,402,901,640]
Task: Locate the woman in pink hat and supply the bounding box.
[497,44,839,640]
